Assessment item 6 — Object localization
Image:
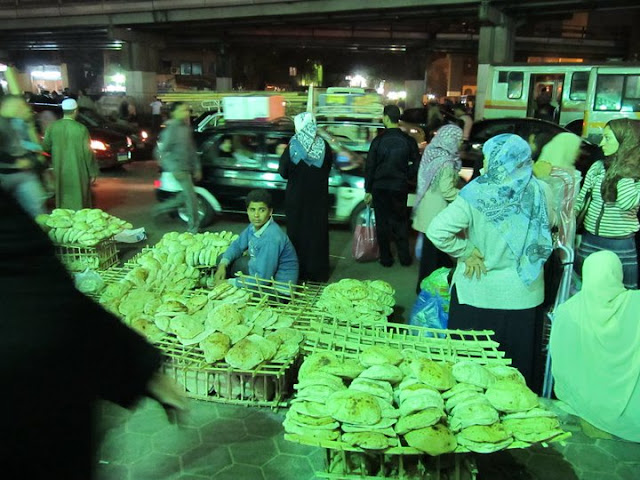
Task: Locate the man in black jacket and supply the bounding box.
[364,105,419,267]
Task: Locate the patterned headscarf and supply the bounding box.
[602,118,640,202]
[460,134,552,285]
[415,124,463,208]
[289,112,326,168]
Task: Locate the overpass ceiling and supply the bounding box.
[0,0,637,51]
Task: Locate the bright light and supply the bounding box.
[427,94,436,100]
[104,84,126,93]
[90,139,108,151]
[112,73,126,84]
[30,70,61,80]
[0,64,7,72]
[140,130,149,140]
[348,74,367,88]
[387,91,407,101]
[376,80,385,95]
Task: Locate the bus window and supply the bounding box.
[569,71,589,101]
[595,75,623,111]
[622,75,640,112]
[507,71,524,99]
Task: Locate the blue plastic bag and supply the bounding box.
[409,267,451,336]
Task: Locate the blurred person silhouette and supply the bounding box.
[412,124,463,293]
[150,95,163,133]
[0,94,47,216]
[550,250,640,441]
[279,112,332,282]
[77,88,96,111]
[151,102,202,233]
[0,188,188,479]
[42,98,98,210]
[452,103,473,142]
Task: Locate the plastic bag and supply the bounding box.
[114,227,147,243]
[352,206,379,262]
[409,267,451,335]
[74,268,105,294]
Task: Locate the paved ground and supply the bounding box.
[91,161,640,480]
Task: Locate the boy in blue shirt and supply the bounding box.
[214,189,299,287]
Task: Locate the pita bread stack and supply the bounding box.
[404,424,458,456]
[400,350,455,391]
[452,361,496,389]
[359,345,403,367]
[315,278,396,323]
[40,208,132,246]
[456,424,514,453]
[485,380,539,413]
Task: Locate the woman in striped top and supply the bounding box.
[574,118,640,288]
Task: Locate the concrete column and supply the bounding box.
[405,80,425,109]
[447,54,465,98]
[477,2,515,65]
[122,41,159,73]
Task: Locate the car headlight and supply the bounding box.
[90,139,108,151]
[141,130,149,140]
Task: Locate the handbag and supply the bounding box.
[352,206,379,262]
[576,189,592,232]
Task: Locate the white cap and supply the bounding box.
[61,98,78,111]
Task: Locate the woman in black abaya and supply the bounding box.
[279,112,332,282]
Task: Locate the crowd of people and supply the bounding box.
[3,69,640,476]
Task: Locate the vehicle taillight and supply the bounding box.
[153,180,161,188]
[90,139,108,151]
[126,136,133,148]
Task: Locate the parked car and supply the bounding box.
[29,102,133,169]
[154,118,367,227]
[462,117,603,178]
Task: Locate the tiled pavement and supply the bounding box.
[95,397,640,480]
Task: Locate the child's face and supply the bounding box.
[247,201,272,230]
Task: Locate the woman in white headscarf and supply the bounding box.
[533,132,583,247]
[550,250,640,441]
[412,124,463,292]
[279,112,332,282]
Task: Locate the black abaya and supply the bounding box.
[279,142,332,282]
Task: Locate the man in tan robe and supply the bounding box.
[42,98,98,210]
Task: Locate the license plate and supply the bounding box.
[117,153,130,162]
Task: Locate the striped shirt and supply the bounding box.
[575,161,640,238]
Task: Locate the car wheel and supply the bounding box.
[349,201,368,232]
[178,194,215,227]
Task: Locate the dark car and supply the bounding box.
[462,118,603,178]
[30,102,133,169]
[154,118,367,227]
[77,107,152,158]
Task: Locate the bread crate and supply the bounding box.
[235,273,325,306]
[54,238,118,272]
[302,445,478,480]
[300,316,511,366]
[157,337,298,409]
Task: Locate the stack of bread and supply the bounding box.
[285,347,565,454]
[315,279,396,323]
[153,231,238,268]
[35,208,132,246]
[99,281,302,369]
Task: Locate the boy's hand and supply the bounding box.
[213,264,226,283]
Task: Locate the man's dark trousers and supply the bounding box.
[371,188,411,266]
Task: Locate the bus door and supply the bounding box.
[527,74,564,123]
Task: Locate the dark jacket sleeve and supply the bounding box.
[365,136,380,193]
[0,190,162,409]
[278,144,292,179]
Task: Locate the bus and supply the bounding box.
[476,63,640,142]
